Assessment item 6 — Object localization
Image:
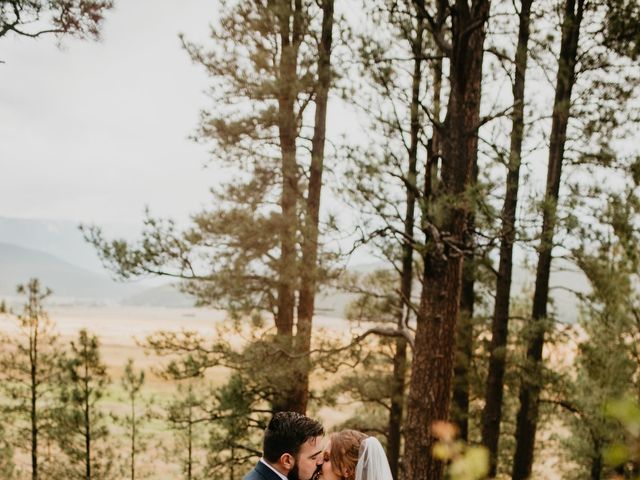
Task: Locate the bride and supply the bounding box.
[316,429,393,480]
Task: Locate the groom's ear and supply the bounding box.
[280,452,295,472]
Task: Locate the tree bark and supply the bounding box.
[295,0,334,415]
[275,0,301,340]
[481,0,533,474]
[403,1,490,477]
[30,294,39,480]
[511,0,584,476]
[273,0,303,412]
[84,345,91,480]
[387,11,424,478]
[452,257,475,441]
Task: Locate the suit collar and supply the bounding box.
[256,459,288,480]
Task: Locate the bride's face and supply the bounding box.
[318,440,342,480]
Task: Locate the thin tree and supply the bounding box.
[0,279,63,480]
[510,0,585,476]
[56,329,113,480]
[120,359,150,480]
[166,382,205,480]
[480,0,535,473]
[293,0,335,414]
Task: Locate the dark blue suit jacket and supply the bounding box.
[243,460,284,480]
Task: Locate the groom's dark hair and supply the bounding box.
[263,411,324,463]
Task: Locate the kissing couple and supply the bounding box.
[244,411,393,480]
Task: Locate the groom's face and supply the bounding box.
[287,435,324,480]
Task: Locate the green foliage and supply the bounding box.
[604,397,640,478]
[0,279,65,477]
[0,421,15,479]
[431,421,489,480]
[120,359,154,480]
[559,177,640,479]
[204,374,263,479]
[164,381,208,480]
[55,329,115,479]
[603,0,640,59]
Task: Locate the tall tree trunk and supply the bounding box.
[131,396,136,480]
[275,0,301,339]
[403,1,490,478]
[84,351,91,480]
[452,161,479,442]
[273,0,303,412]
[511,0,584,476]
[481,0,533,474]
[452,257,475,441]
[294,0,334,415]
[387,12,424,478]
[30,313,39,480]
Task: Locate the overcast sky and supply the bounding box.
[1,0,221,228]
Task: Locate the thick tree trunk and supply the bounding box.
[387,14,424,478]
[273,0,303,413]
[294,0,334,415]
[480,0,533,474]
[403,1,489,477]
[275,0,301,340]
[511,0,584,476]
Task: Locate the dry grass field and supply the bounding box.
[2,304,575,479]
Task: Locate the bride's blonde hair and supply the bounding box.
[329,429,368,480]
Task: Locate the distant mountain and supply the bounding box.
[0,216,137,273]
[0,218,588,320]
[0,242,141,299]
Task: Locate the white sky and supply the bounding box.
[1,0,219,227]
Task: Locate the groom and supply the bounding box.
[243,411,325,480]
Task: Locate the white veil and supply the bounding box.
[354,437,393,480]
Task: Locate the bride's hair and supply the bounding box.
[329,429,368,480]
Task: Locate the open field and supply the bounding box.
[1,304,574,479]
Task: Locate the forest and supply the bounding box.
[1,0,640,479]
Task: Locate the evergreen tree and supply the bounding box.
[0,279,64,480]
[560,178,640,479]
[480,0,535,473]
[165,382,207,480]
[0,412,15,478]
[55,329,114,480]
[120,359,152,480]
[83,0,337,416]
[403,0,492,476]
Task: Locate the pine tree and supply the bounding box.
[120,359,151,480]
[403,0,492,476]
[558,176,640,479]
[83,0,337,415]
[0,279,64,480]
[55,329,114,480]
[0,414,15,478]
[165,382,207,480]
[481,0,535,473]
